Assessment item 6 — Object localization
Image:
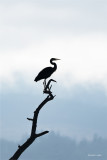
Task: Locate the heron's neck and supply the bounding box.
[51,61,57,71]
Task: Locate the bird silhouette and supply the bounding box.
[34,58,60,86]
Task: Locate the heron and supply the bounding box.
[34,58,60,87]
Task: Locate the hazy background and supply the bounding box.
[0,0,107,159]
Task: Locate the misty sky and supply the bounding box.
[1,132,107,160]
[0,0,107,142]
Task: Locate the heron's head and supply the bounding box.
[50,58,60,62]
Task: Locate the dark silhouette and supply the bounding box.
[9,76,57,159]
[34,58,60,87]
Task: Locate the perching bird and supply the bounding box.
[34,58,60,85]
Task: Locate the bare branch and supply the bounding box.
[9,79,55,160]
[27,118,33,121]
[36,131,49,138]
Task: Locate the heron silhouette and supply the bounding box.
[34,58,60,87]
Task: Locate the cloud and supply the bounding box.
[0,34,107,90]
[0,0,107,50]
[0,0,107,143]
[1,132,107,160]
[0,0,107,90]
[1,82,107,141]
[0,0,107,32]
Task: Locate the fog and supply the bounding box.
[0,132,107,160]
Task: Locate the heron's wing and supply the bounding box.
[34,67,54,81]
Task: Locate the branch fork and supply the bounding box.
[43,79,56,98]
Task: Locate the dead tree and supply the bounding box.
[9,79,56,160]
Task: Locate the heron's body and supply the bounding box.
[34,67,55,82]
[34,58,60,82]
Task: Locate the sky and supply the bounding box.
[1,132,107,160]
[0,0,107,142]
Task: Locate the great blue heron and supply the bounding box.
[34,58,60,87]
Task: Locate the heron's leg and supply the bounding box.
[43,80,45,88]
[43,79,46,89]
[45,79,46,88]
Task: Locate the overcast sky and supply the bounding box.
[0,0,107,142]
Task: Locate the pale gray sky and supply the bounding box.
[0,0,107,90]
[0,0,107,142]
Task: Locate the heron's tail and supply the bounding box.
[34,78,38,82]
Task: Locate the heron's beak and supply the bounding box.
[55,58,60,60]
